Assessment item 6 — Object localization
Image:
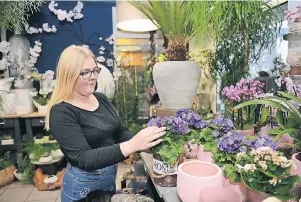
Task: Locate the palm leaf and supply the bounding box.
[233,99,292,112]
[277,91,301,105]
[131,1,195,42]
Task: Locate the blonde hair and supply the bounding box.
[45,45,95,130]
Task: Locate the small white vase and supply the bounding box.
[1,139,14,145]
[33,100,48,114]
[14,169,26,181]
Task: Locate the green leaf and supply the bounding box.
[260,107,269,124]
[278,91,301,105]
[233,99,291,112]
[274,129,297,141]
[267,129,282,135]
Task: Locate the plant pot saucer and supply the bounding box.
[31,156,63,165]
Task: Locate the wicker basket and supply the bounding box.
[0,166,16,188]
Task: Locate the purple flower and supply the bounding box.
[176,109,208,129]
[212,130,220,138]
[147,116,189,134]
[247,136,277,150]
[216,132,247,153]
[210,118,234,133]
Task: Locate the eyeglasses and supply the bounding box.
[79,67,101,80]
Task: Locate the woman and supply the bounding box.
[45,45,165,202]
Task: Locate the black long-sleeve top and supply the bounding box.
[49,92,134,171]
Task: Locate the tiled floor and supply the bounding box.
[0,163,132,202]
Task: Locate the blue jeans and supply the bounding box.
[61,164,117,202]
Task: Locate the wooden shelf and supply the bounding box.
[0,111,45,119]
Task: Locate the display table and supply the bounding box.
[140,152,182,202]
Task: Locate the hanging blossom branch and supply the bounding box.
[48,0,84,22]
[0,41,11,71]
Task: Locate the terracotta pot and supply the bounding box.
[184,143,198,159]
[292,152,301,177]
[152,154,177,187]
[177,160,223,202]
[196,145,213,163]
[235,127,254,136]
[199,186,242,202]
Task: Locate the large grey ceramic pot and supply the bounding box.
[153,61,201,110]
[8,27,30,77]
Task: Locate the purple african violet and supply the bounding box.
[147,116,189,134]
[216,131,248,153]
[210,117,234,133]
[176,109,208,129]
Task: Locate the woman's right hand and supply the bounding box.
[120,126,166,157]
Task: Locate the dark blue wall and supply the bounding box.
[26,1,115,74]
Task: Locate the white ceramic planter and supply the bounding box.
[33,100,48,114]
[14,169,26,181]
[153,61,201,110]
[177,160,223,202]
[1,139,14,145]
[50,149,64,159]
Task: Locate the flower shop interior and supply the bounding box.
[0,0,301,202]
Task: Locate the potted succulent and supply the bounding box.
[131,1,201,110]
[1,134,14,145]
[14,155,30,181]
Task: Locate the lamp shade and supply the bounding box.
[116,1,158,32]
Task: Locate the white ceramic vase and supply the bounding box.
[14,169,26,181]
[33,100,48,114]
[152,61,201,110]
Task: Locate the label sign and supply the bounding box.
[153,158,177,175]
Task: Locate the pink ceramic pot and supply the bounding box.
[196,145,213,163]
[260,125,294,149]
[223,178,245,201]
[184,143,198,159]
[199,186,242,202]
[177,160,223,202]
[292,152,301,177]
[235,127,254,136]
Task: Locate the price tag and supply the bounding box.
[153,158,177,175]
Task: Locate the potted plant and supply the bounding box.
[234,91,301,178]
[0,151,16,188]
[147,115,190,187]
[14,155,30,181]
[31,89,52,114]
[131,1,201,110]
[235,147,300,201]
[1,134,14,145]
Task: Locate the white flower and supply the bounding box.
[43,70,55,81]
[51,25,57,33]
[106,58,114,67]
[31,92,38,97]
[56,9,68,21]
[97,56,106,63]
[99,46,105,51]
[99,37,103,40]
[99,51,105,55]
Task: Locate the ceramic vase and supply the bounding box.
[153,61,201,109]
[196,145,213,163]
[199,186,242,202]
[177,160,223,202]
[14,170,26,181]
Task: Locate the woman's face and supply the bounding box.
[73,57,101,96]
